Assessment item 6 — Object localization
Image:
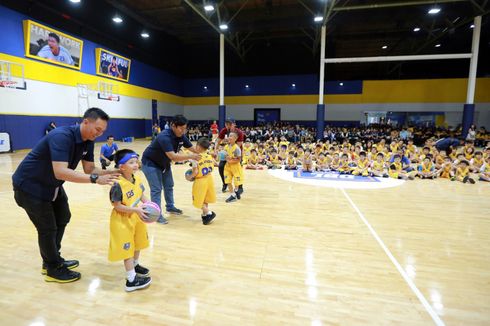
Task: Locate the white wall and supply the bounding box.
[157,101,183,117]
[0,79,169,120]
[184,103,490,128]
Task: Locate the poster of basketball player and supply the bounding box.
[95,48,131,82]
[23,20,83,70]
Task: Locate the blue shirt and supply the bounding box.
[12,125,94,201]
[100,143,118,159]
[389,155,411,165]
[435,138,460,151]
[142,129,192,170]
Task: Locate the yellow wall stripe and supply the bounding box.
[2,52,489,107]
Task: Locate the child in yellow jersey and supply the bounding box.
[246,149,265,170]
[416,155,437,179]
[316,152,329,171]
[389,155,414,180]
[352,151,370,177]
[187,138,217,225]
[452,160,475,184]
[109,149,151,292]
[470,151,484,172]
[285,151,298,170]
[242,139,253,164]
[370,153,388,178]
[338,153,351,174]
[224,132,244,203]
[438,157,453,179]
[464,146,475,160]
[295,146,305,163]
[266,149,283,169]
[479,156,490,182]
[330,153,340,171]
[302,148,314,172]
[278,145,288,162]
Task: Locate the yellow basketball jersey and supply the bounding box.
[421,162,433,173]
[225,143,241,161]
[373,161,385,171]
[357,158,369,169]
[196,153,214,178]
[112,174,144,208]
[456,166,469,177]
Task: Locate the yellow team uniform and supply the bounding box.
[224,143,244,186]
[269,154,282,166]
[440,164,452,178]
[353,158,369,176]
[242,145,252,164]
[455,166,469,179]
[472,157,484,169]
[389,162,403,179]
[192,153,216,208]
[286,156,296,167]
[316,157,328,170]
[247,155,259,165]
[371,161,385,173]
[338,160,351,173]
[109,174,149,262]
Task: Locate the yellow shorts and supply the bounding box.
[224,162,244,186]
[192,176,216,208]
[108,212,149,262]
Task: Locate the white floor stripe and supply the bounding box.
[341,188,445,326]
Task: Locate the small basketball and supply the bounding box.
[185,168,195,182]
[141,202,161,223]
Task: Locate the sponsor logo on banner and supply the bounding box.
[0,133,11,153]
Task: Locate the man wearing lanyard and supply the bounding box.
[13,108,120,283]
[141,115,201,224]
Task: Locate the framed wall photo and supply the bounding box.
[95,48,131,82]
[23,20,83,70]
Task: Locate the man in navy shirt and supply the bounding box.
[100,135,119,169]
[142,115,200,224]
[13,108,119,283]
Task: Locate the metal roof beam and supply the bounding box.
[332,0,470,11]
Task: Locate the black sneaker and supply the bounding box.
[469,178,476,184]
[41,259,79,275]
[156,216,168,224]
[235,191,241,200]
[202,211,216,225]
[225,195,237,203]
[134,264,150,276]
[221,184,228,193]
[463,176,469,183]
[166,207,183,215]
[45,265,81,283]
[125,275,151,292]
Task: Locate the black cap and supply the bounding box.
[225,118,235,124]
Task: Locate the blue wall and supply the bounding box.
[0,115,151,150]
[183,76,362,97]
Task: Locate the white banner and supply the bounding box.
[0,133,11,153]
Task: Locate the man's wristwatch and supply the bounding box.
[90,173,99,184]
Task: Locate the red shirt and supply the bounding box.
[218,127,244,143]
[211,123,218,134]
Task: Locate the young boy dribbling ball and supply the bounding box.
[187,137,217,225]
[109,149,152,292]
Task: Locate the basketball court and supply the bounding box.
[0,0,490,325]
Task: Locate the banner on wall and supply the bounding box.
[23,20,83,70]
[95,48,131,82]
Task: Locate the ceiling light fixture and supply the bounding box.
[428,8,441,15]
[470,24,475,29]
[314,16,323,22]
[141,32,150,38]
[204,5,214,11]
[435,44,441,47]
[112,16,123,24]
[382,45,388,49]
[69,0,81,3]
[413,27,421,32]
[219,24,228,30]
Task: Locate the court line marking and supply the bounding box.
[341,188,445,326]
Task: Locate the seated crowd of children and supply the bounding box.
[211,136,490,184]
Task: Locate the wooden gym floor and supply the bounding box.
[0,139,489,326]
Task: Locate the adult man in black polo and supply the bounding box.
[141,115,200,224]
[13,108,120,283]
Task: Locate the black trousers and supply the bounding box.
[219,161,226,185]
[14,188,71,270]
[100,154,115,169]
